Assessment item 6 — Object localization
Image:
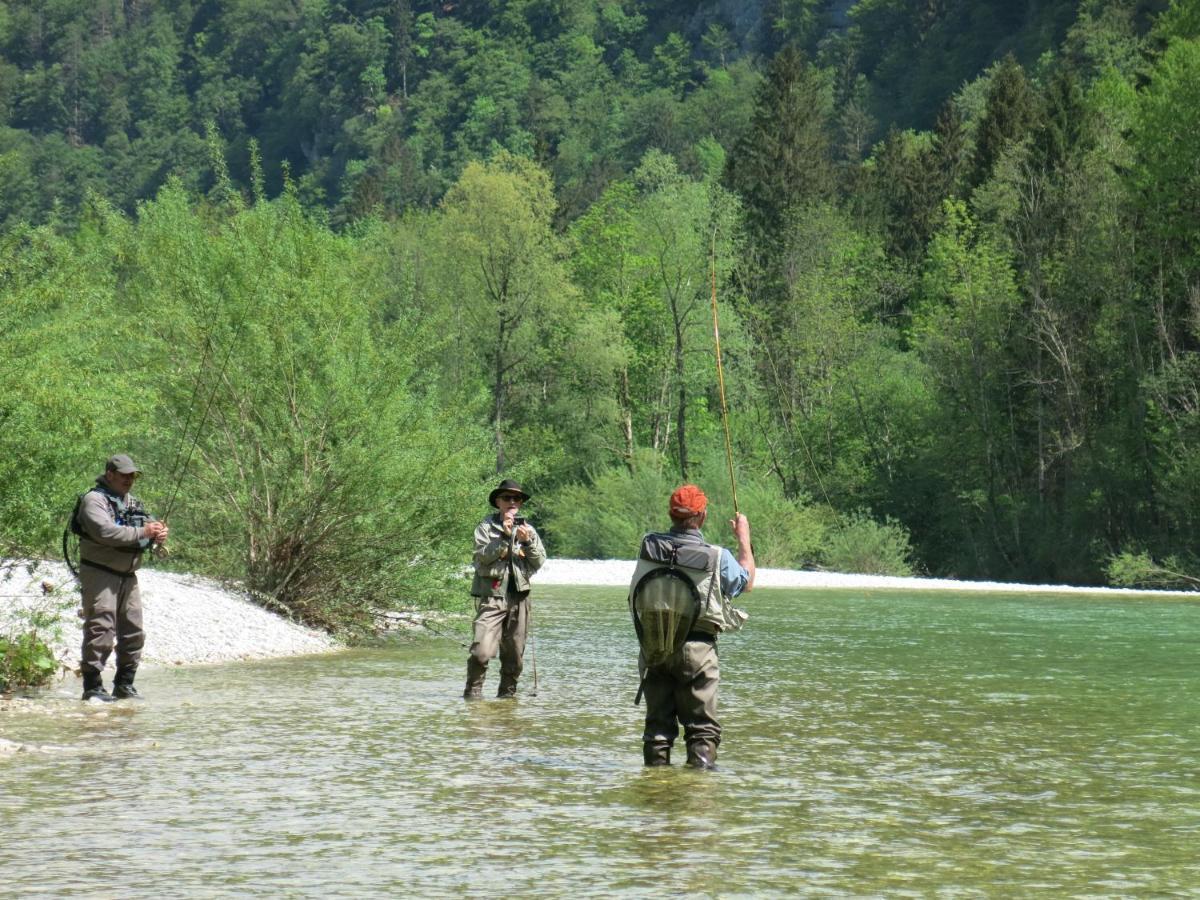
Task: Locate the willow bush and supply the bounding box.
[119,187,493,634]
[1,185,495,635]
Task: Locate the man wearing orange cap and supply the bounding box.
[629,483,754,768]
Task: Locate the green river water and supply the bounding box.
[2,586,1198,897]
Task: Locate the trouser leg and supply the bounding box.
[497,591,528,697]
[677,640,721,768]
[640,657,678,765]
[114,576,144,671]
[79,567,122,673]
[464,596,506,697]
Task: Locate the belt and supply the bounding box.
[80,559,137,579]
[686,630,716,643]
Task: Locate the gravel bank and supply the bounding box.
[1,560,337,674]
[537,558,1198,595]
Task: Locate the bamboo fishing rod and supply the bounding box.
[710,232,739,516]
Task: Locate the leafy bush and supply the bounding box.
[542,449,828,567]
[0,631,58,693]
[0,564,67,692]
[126,189,494,634]
[1106,551,1200,591]
[541,451,676,559]
[823,510,916,576]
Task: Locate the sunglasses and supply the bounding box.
[496,494,524,502]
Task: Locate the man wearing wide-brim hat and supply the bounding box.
[464,479,546,699]
[73,453,169,702]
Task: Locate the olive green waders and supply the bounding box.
[464,589,529,698]
[640,636,720,767]
[79,563,144,700]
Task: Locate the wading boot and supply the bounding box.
[80,667,114,703]
[643,743,671,767]
[463,658,486,699]
[685,741,718,770]
[496,673,518,699]
[112,666,143,701]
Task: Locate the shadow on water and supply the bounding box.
[2,585,1199,896]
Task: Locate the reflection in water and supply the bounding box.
[2,587,1199,896]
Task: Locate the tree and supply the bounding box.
[970,54,1041,188]
[628,151,739,479]
[438,151,606,475]
[726,45,835,251]
[913,200,1024,572]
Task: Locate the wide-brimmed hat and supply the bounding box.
[105,453,142,475]
[489,479,531,507]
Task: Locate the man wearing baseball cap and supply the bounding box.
[629,483,754,768]
[72,453,168,701]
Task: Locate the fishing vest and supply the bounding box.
[70,485,149,542]
[628,530,748,638]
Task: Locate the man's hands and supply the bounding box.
[145,520,169,546]
[729,512,751,548]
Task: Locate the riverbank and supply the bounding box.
[3,557,1194,679]
[538,558,1200,595]
[0,560,338,676]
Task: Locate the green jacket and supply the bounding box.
[470,513,546,597]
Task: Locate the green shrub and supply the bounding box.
[823,510,916,576]
[542,449,828,567]
[541,451,675,559]
[0,631,58,693]
[1106,550,1200,591]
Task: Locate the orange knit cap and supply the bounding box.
[669,484,708,521]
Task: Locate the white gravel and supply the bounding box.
[1,560,337,673]
[3,556,1192,678]
[536,558,1198,595]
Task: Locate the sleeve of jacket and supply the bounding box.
[472,518,510,570]
[521,527,547,575]
[78,492,145,548]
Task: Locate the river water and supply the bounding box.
[2,586,1198,897]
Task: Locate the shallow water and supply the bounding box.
[2,587,1199,897]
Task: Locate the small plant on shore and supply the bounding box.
[0,631,58,693]
[0,564,72,692]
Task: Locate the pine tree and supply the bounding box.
[725,45,834,252]
[970,54,1041,188]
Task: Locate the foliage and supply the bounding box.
[0,630,57,692]
[0,564,69,692]
[126,187,493,633]
[1106,551,1200,591]
[542,448,827,569]
[823,510,916,577]
[2,1,1200,600]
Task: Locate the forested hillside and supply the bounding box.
[4,0,1199,628]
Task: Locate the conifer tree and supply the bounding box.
[970,54,1041,188]
[725,45,834,253]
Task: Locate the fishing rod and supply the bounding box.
[710,231,739,516]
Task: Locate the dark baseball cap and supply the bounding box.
[106,453,142,474]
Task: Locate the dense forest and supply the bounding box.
[3,0,1199,630]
